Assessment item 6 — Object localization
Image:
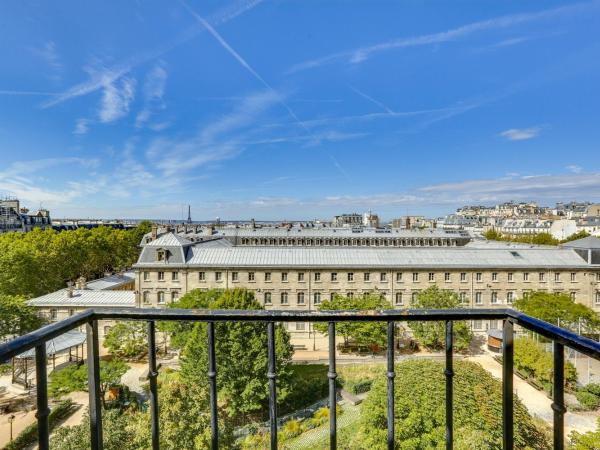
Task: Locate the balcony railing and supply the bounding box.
[2,308,600,450]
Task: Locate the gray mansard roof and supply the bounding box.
[135,234,593,269]
[27,290,135,308]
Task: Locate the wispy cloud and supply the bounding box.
[136,63,168,127]
[566,164,583,174]
[73,118,90,135]
[98,76,136,123]
[499,126,542,141]
[38,0,264,109]
[29,41,63,81]
[287,1,596,73]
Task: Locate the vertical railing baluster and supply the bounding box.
[87,320,103,450]
[35,343,50,450]
[387,321,395,450]
[328,321,337,450]
[208,322,218,450]
[267,321,277,450]
[553,342,565,450]
[445,320,454,450]
[147,321,159,450]
[502,319,514,450]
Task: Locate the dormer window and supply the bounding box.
[156,249,168,262]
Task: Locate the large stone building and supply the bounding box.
[133,228,600,348]
[0,197,51,234]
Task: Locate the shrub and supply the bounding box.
[281,419,303,439]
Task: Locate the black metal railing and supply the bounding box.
[2,308,600,450]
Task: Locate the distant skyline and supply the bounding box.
[1,1,600,220]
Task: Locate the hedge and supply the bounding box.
[2,399,76,450]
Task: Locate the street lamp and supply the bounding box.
[8,414,15,442]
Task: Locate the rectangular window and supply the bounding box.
[428,272,435,282]
[473,320,482,330]
[172,272,179,281]
[412,291,419,302]
[380,272,387,282]
[476,273,482,282]
[314,272,321,282]
[507,292,514,304]
[297,292,305,304]
[264,292,272,305]
[331,272,338,282]
[489,320,498,330]
[50,309,58,320]
[330,292,335,301]
[523,291,530,299]
[248,272,255,281]
[475,292,483,305]
[508,273,514,282]
[69,309,75,316]
[570,291,576,301]
[143,292,150,304]
[571,272,576,282]
[412,272,419,282]
[364,272,370,282]
[348,272,354,282]
[460,292,467,304]
[171,291,179,301]
[232,272,239,282]
[157,292,165,304]
[539,272,545,282]
[295,322,306,331]
[298,272,305,282]
[282,272,288,282]
[597,273,600,282]
[314,292,321,305]
[158,271,165,281]
[396,272,403,282]
[555,272,561,282]
[281,292,289,305]
[265,272,272,282]
[492,272,498,282]
[143,271,150,281]
[460,272,466,282]
[395,292,403,306]
[491,292,498,304]
[199,271,205,281]
[523,272,529,282]
[445,272,451,282]
[347,292,354,299]
[596,291,600,304]
[215,272,222,281]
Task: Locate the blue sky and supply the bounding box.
[1,0,599,220]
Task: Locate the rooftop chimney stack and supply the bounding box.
[66,281,74,298]
[151,224,158,240]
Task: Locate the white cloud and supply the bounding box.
[98,76,136,123]
[73,118,90,135]
[287,2,595,73]
[136,63,168,127]
[566,165,583,174]
[499,126,542,141]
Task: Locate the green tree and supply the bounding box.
[103,321,148,358]
[569,418,600,449]
[314,293,392,348]
[514,292,600,333]
[562,230,590,243]
[0,294,45,340]
[408,286,474,351]
[483,229,504,241]
[165,288,294,420]
[356,359,550,450]
[48,359,129,406]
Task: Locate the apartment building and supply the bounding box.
[133,231,600,348]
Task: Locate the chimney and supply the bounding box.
[76,276,87,289]
[66,281,74,298]
[151,225,158,240]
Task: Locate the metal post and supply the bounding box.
[502,319,514,450]
[553,342,565,450]
[445,320,454,450]
[328,322,337,450]
[267,322,277,450]
[35,344,50,450]
[207,322,218,450]
[87,320,103,450]
[147,321,159,450]
[387,321,395,450]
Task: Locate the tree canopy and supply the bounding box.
[0,294,45,341]
[409,286,474,351]
[314,293,392,348]
[165,288,294,420]
[103,321,148,359]
[514,292,600,332]
[0,222,150,298]
[482,229,590,246]
[355,359,550,449]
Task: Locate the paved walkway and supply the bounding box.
[468,354,599,435]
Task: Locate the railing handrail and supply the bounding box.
[2,307,600,363]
